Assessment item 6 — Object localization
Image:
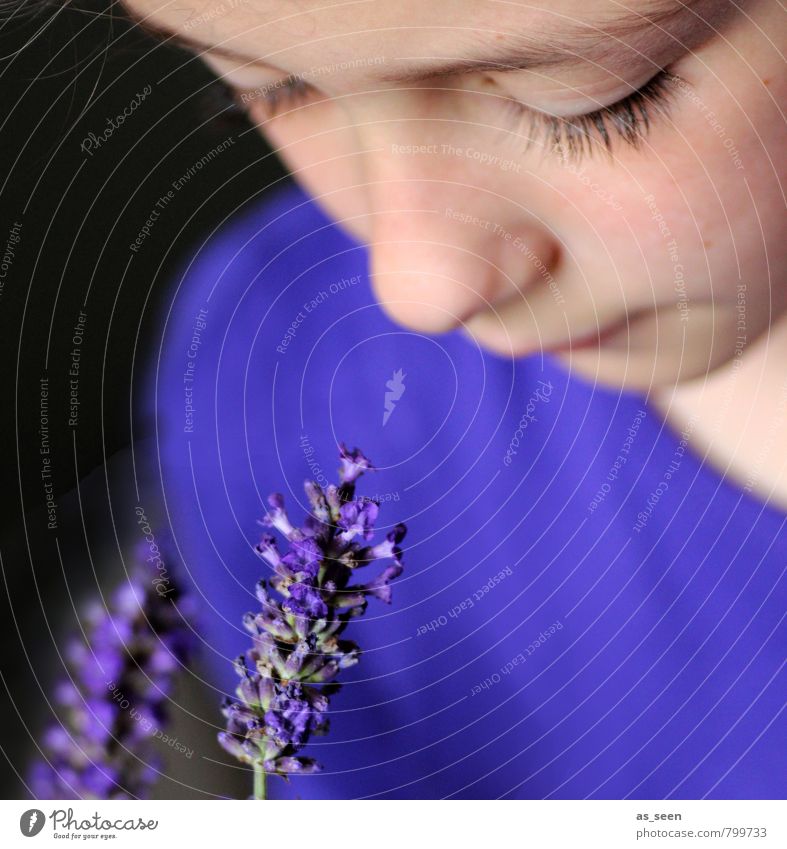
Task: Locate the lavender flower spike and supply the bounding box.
[219,444,406,799]
[29,557,194,800]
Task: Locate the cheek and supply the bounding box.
[250,103,372,242]
[617,61,787,310]
[544,137,774,316]
[530,166,689,310]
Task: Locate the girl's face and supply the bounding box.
[129,0,786,389]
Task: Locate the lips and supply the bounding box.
[548,314,632,352]
[464,300,662,360]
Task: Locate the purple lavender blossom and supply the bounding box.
[337,442,374,483]
[218,444,405,798]
[283,582,329,619]
[338,499,379,542]
[30,560,194,800]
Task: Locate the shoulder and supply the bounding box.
[170,182,352,310]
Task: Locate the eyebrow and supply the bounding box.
[379,1,710,83]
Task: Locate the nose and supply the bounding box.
[367,179,558,334]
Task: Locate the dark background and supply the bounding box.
[0,1,286,797]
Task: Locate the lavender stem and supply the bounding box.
[253,763,267,800]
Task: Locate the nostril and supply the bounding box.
[513,236,560,288]
[488,236,562,311]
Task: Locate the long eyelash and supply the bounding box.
[198,76,313,129]
[512,70,675,161]
[256,77,313,118]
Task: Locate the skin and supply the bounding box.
[124,0,787,504]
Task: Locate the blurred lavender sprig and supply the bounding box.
[218,443,405,798]
[29,558,195,799]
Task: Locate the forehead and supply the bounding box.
[133,0,561,34]
[125,0,721,87]
[129,0,550,55]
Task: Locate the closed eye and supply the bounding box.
[197,74,318,128]
[506,70,676,161]
[241,76,318,119]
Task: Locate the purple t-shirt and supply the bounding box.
[144,182,786,799]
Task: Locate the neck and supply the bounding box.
[653,314,787,512]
